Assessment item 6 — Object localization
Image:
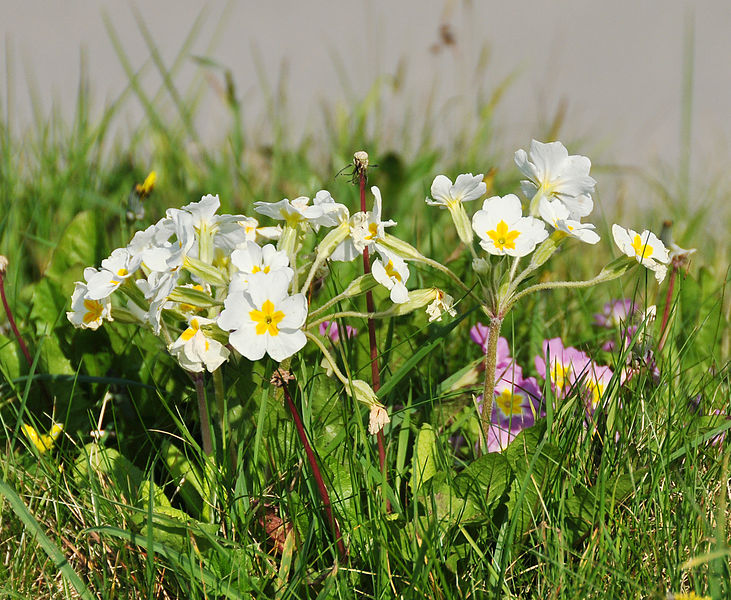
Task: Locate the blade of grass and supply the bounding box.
[0,475,96,600]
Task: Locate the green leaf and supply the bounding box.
[504,424,558,536]
[431,478,480,524]
[29,278,67,334]
[44,211,101,283]
[160,440,205,518]
[410,424,437,492]
[453,451,512,510]
[73,443,145,504]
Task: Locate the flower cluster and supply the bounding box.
[535,337,616,414]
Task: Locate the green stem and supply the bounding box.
[505,269,622,313]
[305,331,349,386]
[479,316,503,454]
[212,368,226,454]
[194,373,214,457]
[307,275,376,321]
[308,311,373,332]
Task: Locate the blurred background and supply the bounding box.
[2,0,731,234]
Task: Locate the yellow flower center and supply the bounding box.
[631,234,653,258]
[365,222,379,240]
[487,220,520,250]
[495,388,524,417]
[586,378,605,409]
[251,265,271,274]
[250,299,285,336]
[550,361,569,392]
[384,260,401,282]
[82,299,105,324]
[181,317,201,342]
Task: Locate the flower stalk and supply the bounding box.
[0,257,33,369]
[194,372,214,457]
[479,315,503,454]
[281,379,347,560]
[356,153,387,475]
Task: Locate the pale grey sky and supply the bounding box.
[2,0,730,176]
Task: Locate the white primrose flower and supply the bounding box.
[612,224,670,283]
[310,190,350,230]
[168,316,229,373]
[471,194,548,257]
[67,279,112,330]
[515,140,596,218]
[371,249,410,304]
[84,247,142,300]
[217,271,307,362]
[253,195,324,228]
[331,186,396,262]
[426,289,456,322]
[231,242,293,283]
[538,197,600,244]
[426,173,486,209]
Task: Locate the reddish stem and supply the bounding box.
[359,173,387,474]
[0,269,53,403]
[0,271,33,368]
[658,263,678,352]
[282,381,347,560]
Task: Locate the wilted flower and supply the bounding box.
[471,194,548,257]
[368,405,391,435]
[426,289,456,322]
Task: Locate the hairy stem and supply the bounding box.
[479,316,503,454]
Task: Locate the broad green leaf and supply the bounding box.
[453,451,512,510]
[44,211,102,283]
[161,440,205,518]
[73,443,145,504]
[410,424,437,492]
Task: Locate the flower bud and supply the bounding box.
[449,203,475,247]
[347,379,379,408]
[379,233,428,262]
[167,285,220,309]
[314,221,350,261]
[182,256,228,287]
